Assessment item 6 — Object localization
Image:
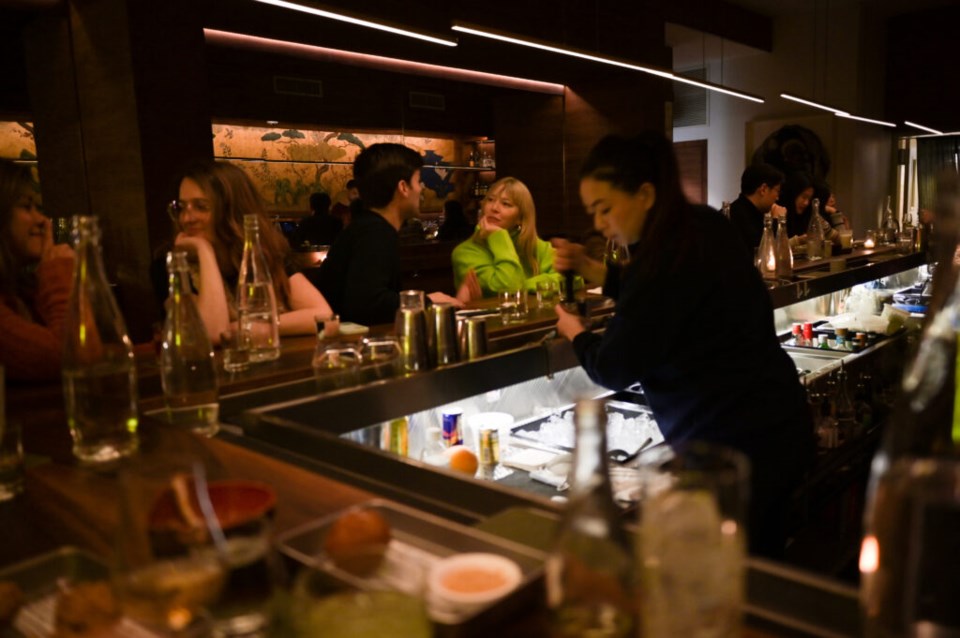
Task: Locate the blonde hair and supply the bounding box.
[474,177,540,276]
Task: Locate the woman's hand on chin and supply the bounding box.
[476,214,501,240]
[174,232,214,255]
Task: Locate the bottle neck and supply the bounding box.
[569,410,613,500]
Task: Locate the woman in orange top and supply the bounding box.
[0,160,75,381]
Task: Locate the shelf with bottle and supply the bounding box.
[215,155,495,172]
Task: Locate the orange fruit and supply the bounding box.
[445,446,479,476]
[324,508,391,575]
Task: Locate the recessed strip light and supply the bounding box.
[252,0,457,47]
[836,113,897,128]
[205,29,564,95]
[780,93,848,115]
[452,22,764,104]
[904,121,944,135]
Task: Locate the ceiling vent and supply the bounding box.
[273,76,323,98]
[409,91,446,111]
[672,67,708,128]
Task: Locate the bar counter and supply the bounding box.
[6,269,917,636]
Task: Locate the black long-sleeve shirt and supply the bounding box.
[573,205,813,555]
[728,193,763,260]
[311,210,401,326]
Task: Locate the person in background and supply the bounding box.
[821,184,850,231]
[312,143,479,325]
[0,159,75,381]
[291,191,341,248]
[330,178,359,228]
[398,216,426,244]
[781,171,839,247]
[451,177,562,296]
[728,163,786,258]
[160,160,333,342]
[553,133,813,558]
[437,200,472,243]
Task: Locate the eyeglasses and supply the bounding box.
[167,198,212,221]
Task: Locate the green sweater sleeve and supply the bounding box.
[451,229,526,296]
[523,237,564,292]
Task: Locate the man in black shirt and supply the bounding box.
[312,143,478,325]
[728,163,786,259]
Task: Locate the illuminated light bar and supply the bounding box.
[836,113,897,128]
[904,121,944,135]
[452,22,765,104]
[204,29,565,95]
[780,93,848,115]
[252,0,457,47]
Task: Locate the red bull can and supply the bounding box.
[441,409,463,447]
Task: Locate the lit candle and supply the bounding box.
[864,229,877,249]
[767,254,776,271]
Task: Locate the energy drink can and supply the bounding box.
[479,428,500,466]
[441,409,463,447]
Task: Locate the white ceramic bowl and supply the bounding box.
[427,552,522,618]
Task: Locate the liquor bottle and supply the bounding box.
[237,214,281,362]
[775,217,794,280]
[755,213,777,281]
[160,250,219,437]
[860,179,960,636]
[806,198,825,260]
[546,398,636,637]
[881,195,899,245]
[62,216,139,464]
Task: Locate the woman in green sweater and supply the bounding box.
[451,177,562,296]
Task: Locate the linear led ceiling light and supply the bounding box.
[904,121,944,135]
[452,22,764,104]
[836,113,896,128]
[252,0,457,46]
[780,93,848,115]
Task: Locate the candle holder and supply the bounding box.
[864,230,877,249]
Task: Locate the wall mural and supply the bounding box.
[0,121,37,161]
[212,124,468,216]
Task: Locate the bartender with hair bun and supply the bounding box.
[553,132,813,558]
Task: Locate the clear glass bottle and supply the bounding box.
[775,217,794,280]
[62,216,139,465]
[160,250,219,437]
[806,198,825,260]
[237,214,280,362]
[546,398,636,637]
[755,213,778,281]
[860,180,960,636]
[420,426,446,466]
[881,195,899,245]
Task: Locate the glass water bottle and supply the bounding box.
[160,250,219,437]
[860,177,960,636]
[237,214,280,362]
[546,398,636,637]
[775,218,793,280]
[806,198,825,260]
[62,216,139,465]
[755,213,777,281]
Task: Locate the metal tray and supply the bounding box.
[276,499,545,635]
[0,547,162,638]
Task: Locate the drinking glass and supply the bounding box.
[498,288,527,325]
[536,280,560,309]
[114,460,227,636]
[220,330,250,374]
[361,337,402,380]
[312,343,362,390]
[604,237,631,268]
[399,290,426,312]
[636,442,748,638]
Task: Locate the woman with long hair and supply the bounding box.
[781,171,839,245]
[451,176,561,296]
[0,160,75,380]
[165,160,332,341]
[553,133,813,558]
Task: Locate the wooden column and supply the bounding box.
[22,0,213,341]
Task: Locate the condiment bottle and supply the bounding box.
[62,216,139,464]
[160,250,219,437]
[546,398,636,637]
[237,214,281,362]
